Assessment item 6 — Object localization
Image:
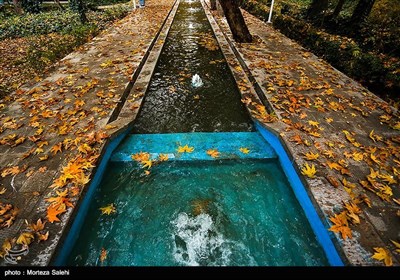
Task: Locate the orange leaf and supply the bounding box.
[47,203,66,223]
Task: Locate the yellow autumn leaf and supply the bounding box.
[158,154,169,161]
[352,152,364,161]
[141,160,153,169]
[131,152,150,162]
[301,163,316,178]
[16,232,34,246]
[308,120,319,127]
[99,203,116,215]
[0,187,6,195]
[206,149,220,158]
[239,147,250,154]
[329,211,352,240]
[372,247,392,266]
[177,145,194,153]
[303,152,319,161]
[379,173,396,185]
[326,118,333,123]
[391,240,400,253]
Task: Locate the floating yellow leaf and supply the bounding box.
[99,203,116,215]
[206,149,220,158]
[372,247,392,266]
[301,163,316,178]
[141,160,153,169]
[239,147,250,154]
[158,154,169,161]
[177,145,194,153]
[131,152,150,162]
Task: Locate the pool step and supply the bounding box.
[110,132,277,162]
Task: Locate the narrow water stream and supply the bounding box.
[61,0,333,266]
[132,0,253,133]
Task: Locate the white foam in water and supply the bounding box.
[191,74,203,88]
[171,212,255,266]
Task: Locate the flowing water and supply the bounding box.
[67,159,329,266]
[63,0,333,266]
[132,0,253,133]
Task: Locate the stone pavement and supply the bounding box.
[0,0,399,266]
[203,0,400,266]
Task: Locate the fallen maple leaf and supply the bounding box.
[0,188,6,195]
[329,211,352,240]
[131,152,150,162]
[372,247,392,266]
[301,163,316,178]
[391,240,400,253]
[141,160,153,169]
[99,203,116,215]
[100,248,107,263]
[16,232,34,246]
[206,149,220,158]
[47,203,67,223]
[27,218,46,232]
[239,147,250,154]
[308,120,319,127]
[37,231,49,242]
[303,151,319,160]
[158,154,169,161]
[177,145,194,153]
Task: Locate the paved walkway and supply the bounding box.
[0,0,399,266]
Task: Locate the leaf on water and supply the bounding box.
[100,248,107,263]
[372,247,392,266]
[206,149,220,158]
[301,163,316,178]
[141,160,153,169]
[177,145,194,153]
[131,152,150,163]
[158,154,169,161]
[239,147,250,154]
[99,203,116,215]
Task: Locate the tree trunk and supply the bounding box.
[12,0,22,14]
[70,0,88,23]
[306,0,328,20]
[219,0,252,43]
[210,0,216,10]
[331,0,346,19]
[350,0,376,26]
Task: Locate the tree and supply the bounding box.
[210,0,216,11]
[306,0,329,20]
[12,0,23,14]
[21,0,43,13]
[350,0,376,26]
[330,0,346,20]
[218,0,252,43]
[69,0,87,23]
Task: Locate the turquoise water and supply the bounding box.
[66,159,329,266]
